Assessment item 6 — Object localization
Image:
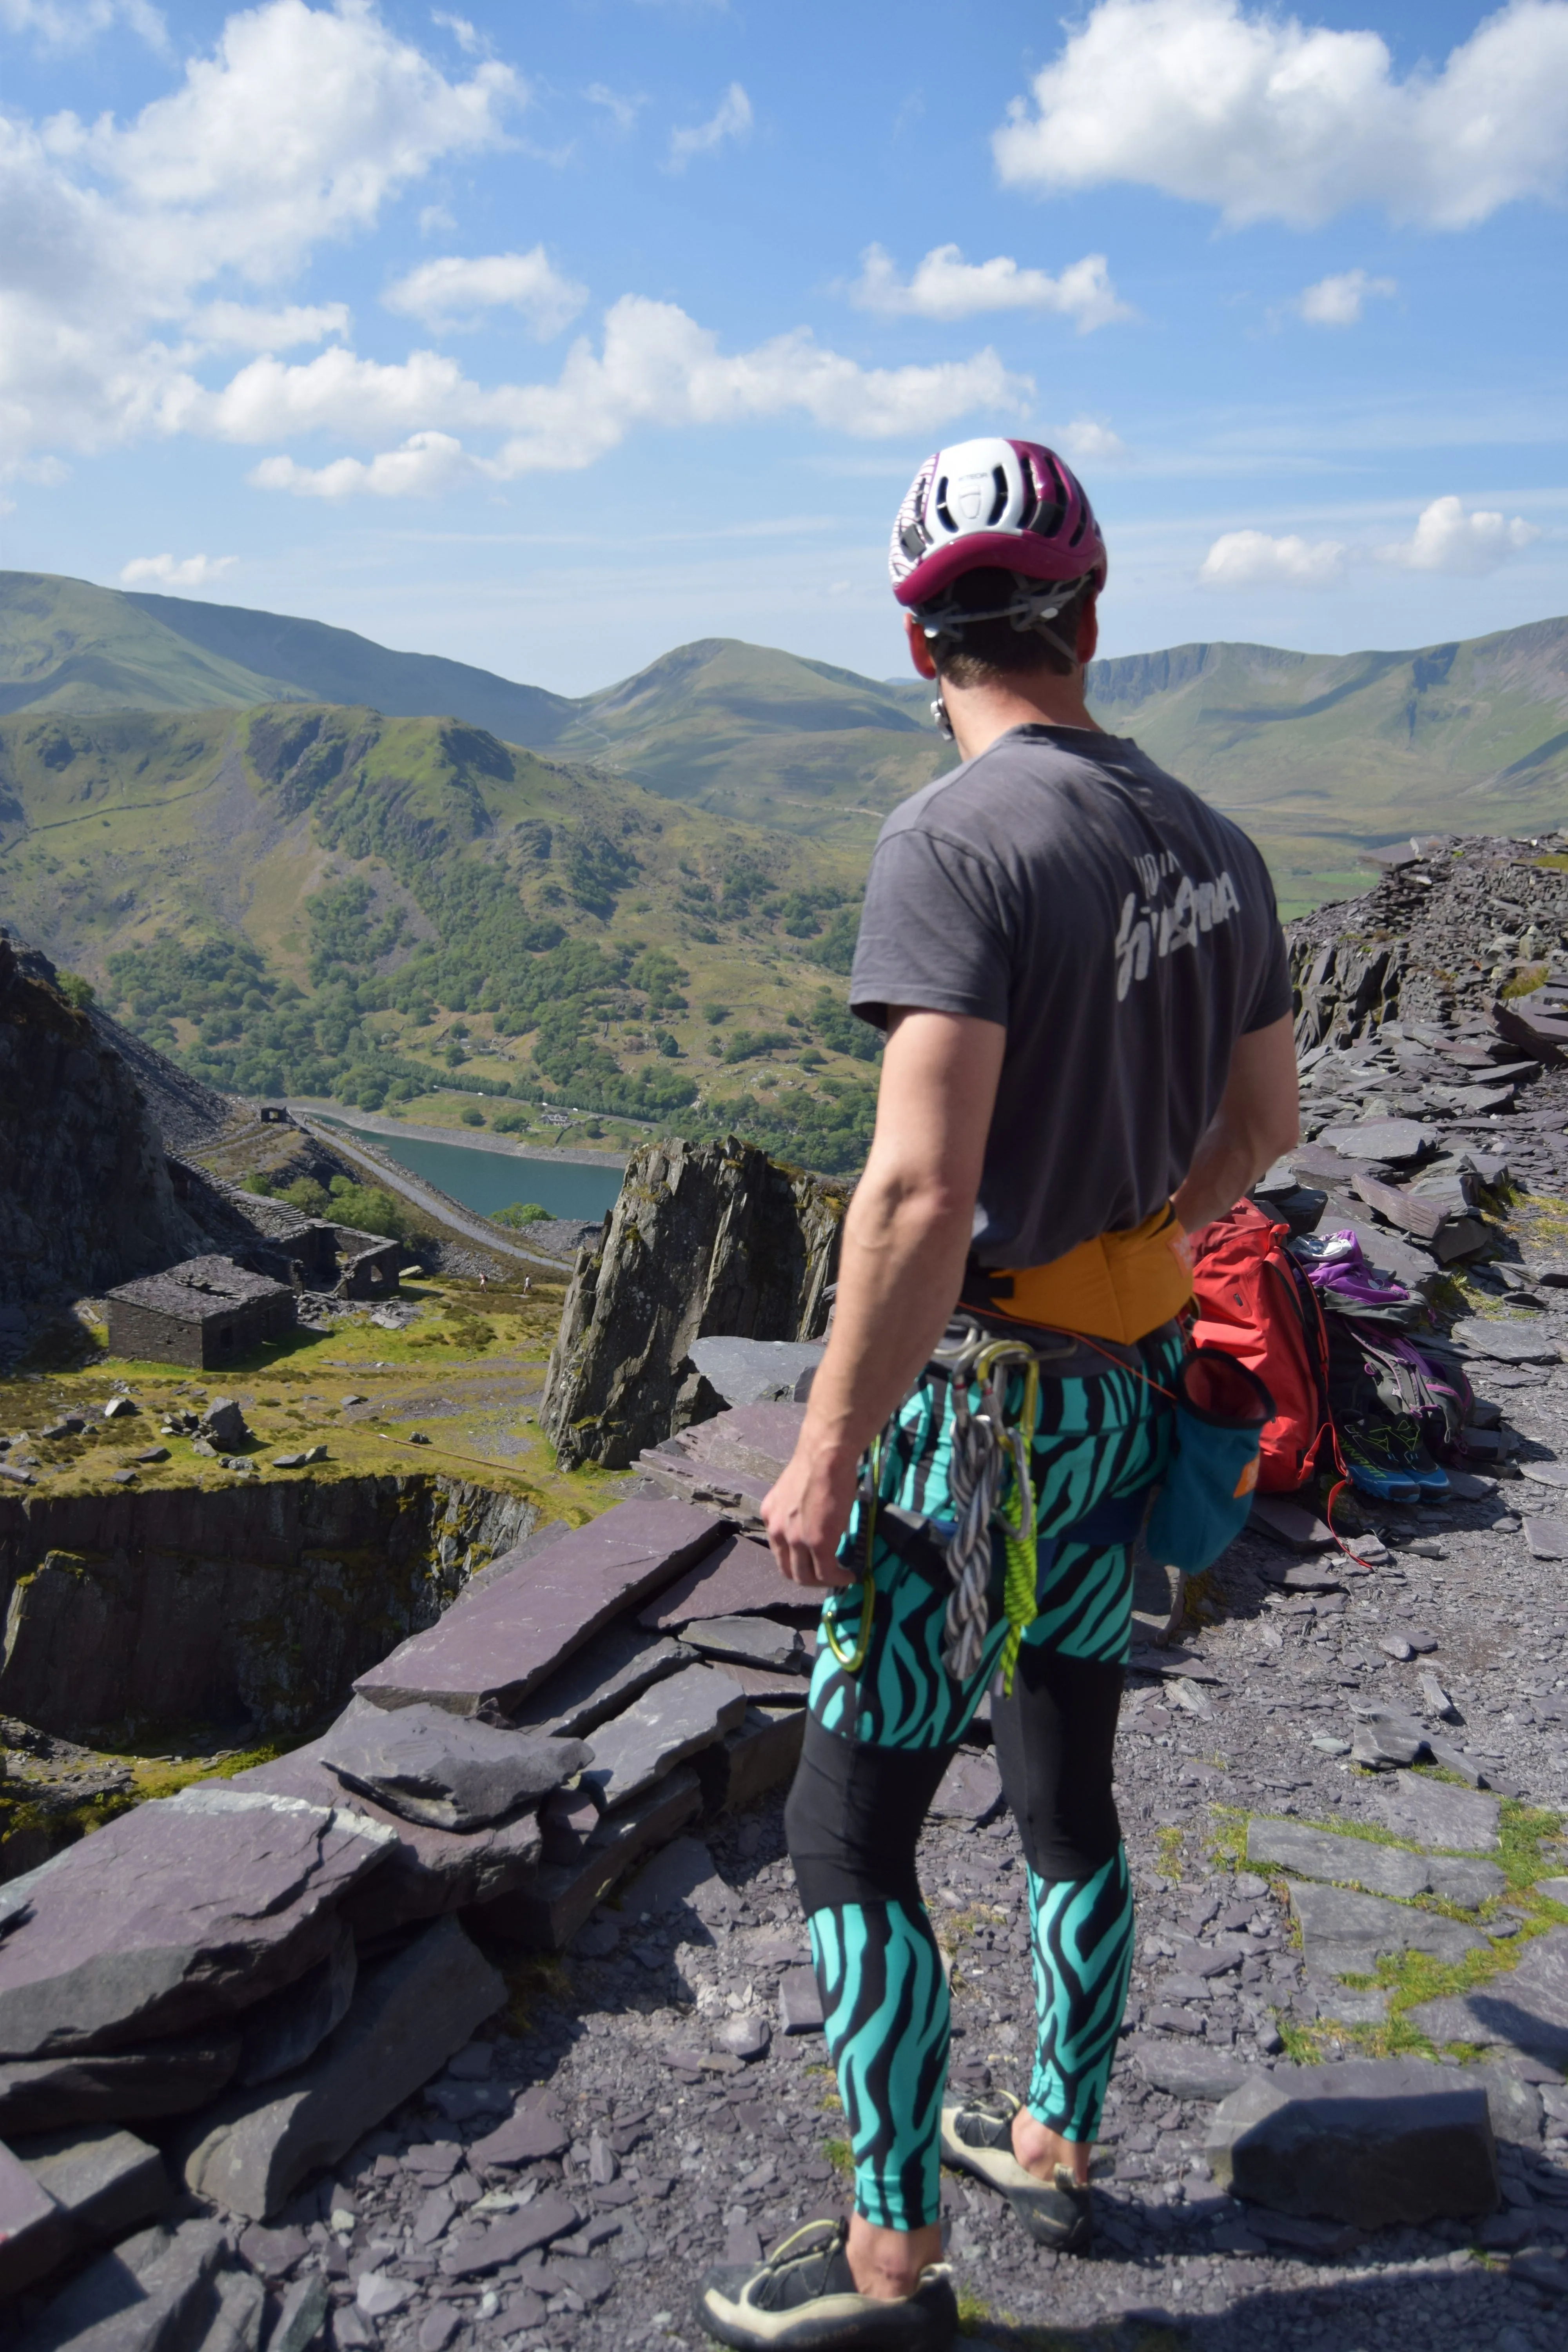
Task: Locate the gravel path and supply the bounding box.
[264,1351,1568,2352]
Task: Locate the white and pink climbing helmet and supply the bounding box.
[889,435,1107,643]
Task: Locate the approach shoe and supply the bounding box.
[695,2220,958,2351]
[1387,1413,1450,1499]
[1338,1414,1422,1505]
[939,2088,1094,2253]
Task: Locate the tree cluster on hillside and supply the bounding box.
[106,875,879,1172]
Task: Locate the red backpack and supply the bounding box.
[1188,1200,1332,1494]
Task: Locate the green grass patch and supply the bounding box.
[822,2137,853,2177]
[1154,1825,1185,1881]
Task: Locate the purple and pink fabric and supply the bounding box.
[1294,1229,1411,1311]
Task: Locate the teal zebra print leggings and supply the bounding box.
[785,1324,1181,2234]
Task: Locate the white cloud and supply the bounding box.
[1295,269,1396,327]
[1,0,167,48]
[851,244,1131,332]
[1379,494,1540,573]
[190,299,351,350]
[1198,495,1540,587]
[383,249,587,336]
[430,9,481,52]
[1058,417,1127,465]
[1198,530,1349,588]
[994,0,1568,229]
[668,82,752,171]
[586,83,647,133]
[0,0,521,465]
[244,295,1030,495]
[119,551,237,586]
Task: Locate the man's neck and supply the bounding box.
[941,671,1101,765]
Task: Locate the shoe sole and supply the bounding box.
[697,2282,957,2350]
[938,2112,1093,2253]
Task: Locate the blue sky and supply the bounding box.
[2,0,1564,693]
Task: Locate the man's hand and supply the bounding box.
[759,1007,1005,1593]
[761,1432,860,1588]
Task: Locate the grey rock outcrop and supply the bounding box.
[540,1136,843,1470]
[0,936,205,1308]
[1205,2057,1499,2227]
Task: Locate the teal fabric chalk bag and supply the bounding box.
[1145,1346,1274,1576]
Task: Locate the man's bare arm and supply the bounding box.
[760,1009,1005,1588]
[1172,1013,1299,1238]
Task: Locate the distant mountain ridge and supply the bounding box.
[3,571,1566,895]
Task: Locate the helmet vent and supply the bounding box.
[933,476,955,533]
[988,466,1009,526]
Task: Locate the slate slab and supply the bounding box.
[780,1968,824,2034]
[507,1624,695,1740]
[1450,1317,1563,1365]
[681,1616,808,1673]
[0,2038,240,2137]
[1249,1818,1431,1897]
[181,1917,505,2220]
[323,1706,587,1831]
[1205,2056,1497,2226]
[0,1788,394,2060]
[468,2091,571,2171]
[439,2192,580,2277]
[1127,2043,1249,2102]
[717,1663,813,1705]
[540,1786,601,1866]
[579,1664,747,1811]
[623,1836,738,1928]
[638,1534,794,1630]
[929,1749,1004,1823]
[1288,1880,1487,1975]
[14,2125,167,2256]
[1405,1926,1568,2069]
[222,1730,544,1944]
[232,1926,356,2088]
[688,1338,826,1408]
[1374,1771,1501,1853]
[1524,1517,1568,1561]
[1319,1119,1434,1164]
[697,1704,806,1818]
[0,2138,68,2297]
[15,2218,230,2352]
[356,1498,730,1717]
[475,1766,703,1951]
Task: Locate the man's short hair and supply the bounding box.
[927,566,1096,687]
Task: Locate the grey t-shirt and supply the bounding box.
[849,724,1292,1268]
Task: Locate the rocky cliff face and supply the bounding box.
[1288,829,1568,1049]
[0,1472,534,1741]
[0,935,204,1305]
[540,1136,844,1470]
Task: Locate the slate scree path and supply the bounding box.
[3,828,1568,2351]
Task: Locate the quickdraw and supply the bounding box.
[939,1334,1040,1691]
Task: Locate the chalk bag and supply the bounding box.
[1144,1345,1275,1576]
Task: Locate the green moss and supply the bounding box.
[1154,1825,1185,1881]
[822,2137,853,2178]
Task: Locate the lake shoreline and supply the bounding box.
[287,1100,632,1172]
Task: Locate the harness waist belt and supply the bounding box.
[965,1203,1193,1346]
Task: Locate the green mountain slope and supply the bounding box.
[0,703,881,1170]
[5,570,1568,912]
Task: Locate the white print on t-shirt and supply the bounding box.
[1115,868,1241,1001]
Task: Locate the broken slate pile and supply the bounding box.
[0,1477,837,2327]
[1276,832,1568,1291]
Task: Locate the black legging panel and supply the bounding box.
[990,1645,1125,1884]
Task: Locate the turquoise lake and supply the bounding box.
[320,1122,624,1223]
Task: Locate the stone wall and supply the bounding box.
[0,1474,535,1740]
[539,1136,845,1471]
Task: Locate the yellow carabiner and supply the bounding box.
[822,1435,880,1675]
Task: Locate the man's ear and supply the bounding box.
[1075,593,1100,669]
[906,615,938,681]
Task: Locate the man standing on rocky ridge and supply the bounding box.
[696,438,1298,2352]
